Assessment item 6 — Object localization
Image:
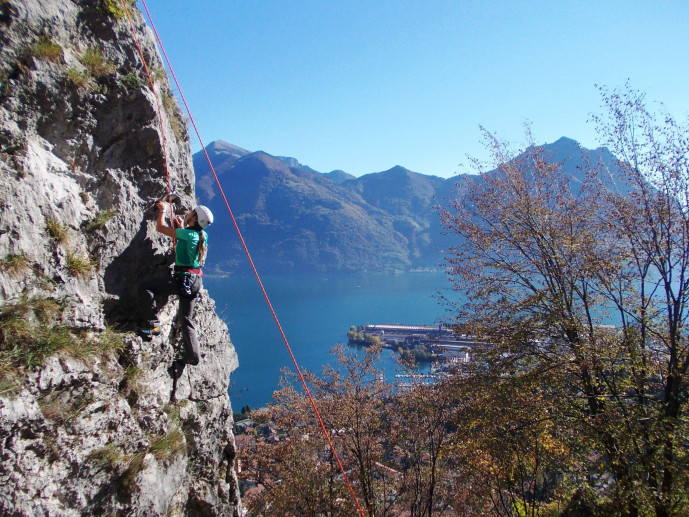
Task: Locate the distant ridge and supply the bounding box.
[323,169,356,183]
[195,139,626,274]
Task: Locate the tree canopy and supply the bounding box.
[440,84,689,516]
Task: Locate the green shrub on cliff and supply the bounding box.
[100,0,135,19]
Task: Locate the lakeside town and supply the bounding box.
[347,323,479,371]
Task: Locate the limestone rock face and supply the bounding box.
[0,1,241,515]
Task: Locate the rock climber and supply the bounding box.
[140,200,214,375]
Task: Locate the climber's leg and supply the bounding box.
[178,275,202,365]
[140,276,176,334]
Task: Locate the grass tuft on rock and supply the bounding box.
[88,443,123,469]
[85,210,117,231]
[150,428,186,462]
[1,253,30,276]
[45,217,69,244]
[120,428,186,491]
[79,47,114,79]
[66,67,93,91]
[0,298,127,379]
[66,251,95,277]
[29,35,63,62]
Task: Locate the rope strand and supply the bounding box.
[124,2,367,515]
[120,1,175,223]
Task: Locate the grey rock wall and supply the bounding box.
[0,0,241,515]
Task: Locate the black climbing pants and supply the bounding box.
[141,273,202,365]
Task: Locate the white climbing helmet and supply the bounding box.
[194,205,214,228]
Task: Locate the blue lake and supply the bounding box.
[204,271,454,410]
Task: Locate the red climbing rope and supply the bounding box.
[122,2,367,515]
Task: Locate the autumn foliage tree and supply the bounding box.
[439,85,689,516]
[242,346,467,517]
[242,380,353,516]
[243,345,397,517]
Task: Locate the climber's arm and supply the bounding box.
[155,201,177,238]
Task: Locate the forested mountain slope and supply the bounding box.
[196,137,624,273]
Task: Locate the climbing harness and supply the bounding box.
[174,265,201,298]
[120,2,367,515]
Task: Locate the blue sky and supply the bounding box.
[139,1,689,178]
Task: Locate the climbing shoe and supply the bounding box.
[139,326,161,338]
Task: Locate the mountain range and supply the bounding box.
[194,137,621,274]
